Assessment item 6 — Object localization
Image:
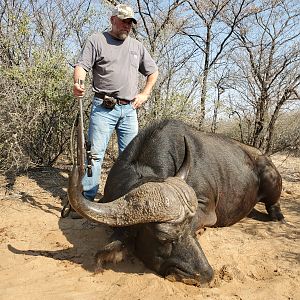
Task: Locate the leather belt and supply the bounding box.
[117,99,131,105]
[94,93,131,105]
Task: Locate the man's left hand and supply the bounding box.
[132,93,149,109]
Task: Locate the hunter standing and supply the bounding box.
[73,4,159,201]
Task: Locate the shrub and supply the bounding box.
[0,51,77,173]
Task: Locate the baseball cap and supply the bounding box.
[112,4,137,24]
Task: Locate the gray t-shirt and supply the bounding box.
[76,32,158,100]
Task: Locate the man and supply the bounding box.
[73,4,158,203]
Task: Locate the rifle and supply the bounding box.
[61,79,92,217]
[76,79,93,177]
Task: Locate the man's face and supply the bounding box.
[111,16,133,40]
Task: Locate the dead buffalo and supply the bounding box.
[68,119,283,286]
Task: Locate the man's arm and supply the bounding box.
[132,70,159,109]
[73,66,87,97]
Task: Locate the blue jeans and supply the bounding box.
[81,96,138,200]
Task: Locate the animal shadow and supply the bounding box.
[247,207,271,222]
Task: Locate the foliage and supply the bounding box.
[217,110,300,155]
[0,51,76,172]
[272,112,300,155]
[0,0,299,174]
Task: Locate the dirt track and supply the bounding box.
[0,154,299,300]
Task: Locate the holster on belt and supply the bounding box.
[102,95,117,109]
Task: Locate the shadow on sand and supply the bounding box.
[6,165,146,275]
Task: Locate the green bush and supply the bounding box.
[0,51,77,173]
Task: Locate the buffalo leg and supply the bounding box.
[192,196,217,232]
[265,202,284,221]
[94,229,131,273]
[257,156,284,221]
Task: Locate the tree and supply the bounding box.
[229,0,300,152]
[132,0,200,126]
[182,0,256,128]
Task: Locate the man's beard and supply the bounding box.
[117,32,129,40]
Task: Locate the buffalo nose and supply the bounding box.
[167,265,214,285]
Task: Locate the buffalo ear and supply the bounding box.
[175,137,191,181]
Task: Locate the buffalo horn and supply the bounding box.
[67,165,196,227]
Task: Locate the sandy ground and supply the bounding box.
[0,154,299,300]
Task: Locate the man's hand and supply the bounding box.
[132,70,158,109]
[73,66,87,97]
[73,82,85,97]
[132,93,149,109]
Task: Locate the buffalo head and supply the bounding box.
[67,139,214,285]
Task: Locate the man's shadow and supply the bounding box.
[6,163,145,275]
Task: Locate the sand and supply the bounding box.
[0,154,299,300]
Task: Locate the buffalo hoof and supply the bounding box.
[266,203,284,221]
[94,240,128,273]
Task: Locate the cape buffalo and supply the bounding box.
[68,119,283,286]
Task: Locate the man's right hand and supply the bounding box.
[73,82,85,97]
